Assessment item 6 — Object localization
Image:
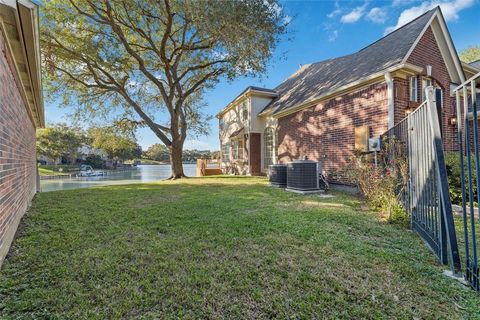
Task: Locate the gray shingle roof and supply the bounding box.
[265,8,437,116]
[470,60,480,70]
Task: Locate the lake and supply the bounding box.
[40,164,197,192]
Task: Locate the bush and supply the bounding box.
[346,138,409,226]
[445,151,477,206]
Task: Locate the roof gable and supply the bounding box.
[267,8,437,116]
[402,8,465,85]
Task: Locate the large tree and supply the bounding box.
[42,0,288,179]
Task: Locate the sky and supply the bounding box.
[44,0,480,151]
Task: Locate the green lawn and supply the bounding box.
[38,165,78,176]
[1,177,479,319]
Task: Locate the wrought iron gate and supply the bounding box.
[453,72,480,291]
[384,86,461,274]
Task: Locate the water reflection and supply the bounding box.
[40,164,197,192]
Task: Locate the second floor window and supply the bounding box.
[409,76,417,102]
[219,119,225,131]
[241,102,248,122]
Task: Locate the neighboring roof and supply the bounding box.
[216,86,278,118]
[469,60,480,70]
[261,8,437,116]
[0,1,44,128]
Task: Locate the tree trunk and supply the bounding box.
[169,143,185,179]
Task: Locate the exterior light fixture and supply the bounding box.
[426,65,432,77]
[449,116,457,126]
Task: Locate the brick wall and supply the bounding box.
[277,83,388,182]
[0,31,38,264]
[404,26,457,151]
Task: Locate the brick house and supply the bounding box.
[0,1,43,265]
[217,7,479,181]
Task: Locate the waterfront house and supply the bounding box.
[217,7,479,182]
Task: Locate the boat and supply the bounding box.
[77,165,107,177]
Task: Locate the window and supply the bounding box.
[241,101,248,122]
[219,118,224,131]
[264,127,275,168]
[232,139,244,160]
[422,78,432,101]
[222,143,230,162]
[409,76,417,102]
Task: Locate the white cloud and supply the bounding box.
[340,4,367,23]
[367,7,388,24]
[327,0,342,18]
[328,30,339,42]
[385,0,474,34]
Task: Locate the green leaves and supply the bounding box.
[459,46,480,63]
[41,0,287,176]
[87,127,141,161]
[36,124,85,164]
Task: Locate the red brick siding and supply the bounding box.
[405,26,457,151]
[277,83,388,182]
[249,133,261,176]
[0,31,38,264]
[393,77,410,124]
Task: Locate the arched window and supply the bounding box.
[264,127,275,168]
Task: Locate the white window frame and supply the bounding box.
[409,76,417,102]
[232,139,244,160]
[222,143,230,162]
[219,118,224,131]
[264,127,275,169]
[241,101,248,122]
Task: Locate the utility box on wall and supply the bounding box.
[354,126,370,152]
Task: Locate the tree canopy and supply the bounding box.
[42,0,288,178]
[87,127,142,161]
[459,46,480,63]
[36,124,84,164]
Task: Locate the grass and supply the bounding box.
[1,176,479,319]
[38,167,69,176]
[38,165,78,176]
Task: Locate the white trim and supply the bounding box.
[402,8,465,85]
[385,72,395,129]
[216,89,278,118]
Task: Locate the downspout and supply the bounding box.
[385,72,395,129]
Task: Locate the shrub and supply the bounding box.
[346,138,409,226]
[445,151,477,206]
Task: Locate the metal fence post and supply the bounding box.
[426,86,462,274]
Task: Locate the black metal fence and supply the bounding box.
[453,73,480,291]
[383,87,461,274]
